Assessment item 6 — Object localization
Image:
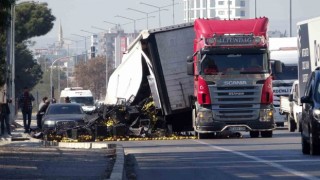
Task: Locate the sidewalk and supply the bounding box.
[0,112,40,145]
[0,112,125,180]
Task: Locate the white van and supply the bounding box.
[60,87,96,113]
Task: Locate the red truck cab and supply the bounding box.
[187,17,278,138]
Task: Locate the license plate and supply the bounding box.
[229,126,246,131]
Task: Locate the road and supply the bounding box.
[122,130,320,180]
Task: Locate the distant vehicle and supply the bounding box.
[279,80,302,132]
[60,87,96,114]
[298,16,320,155]
[270,37,298,127]
[41,103,87,135]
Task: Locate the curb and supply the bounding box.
[41,141,124,180]
[110,144,125,180]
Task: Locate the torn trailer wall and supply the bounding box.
[104,23,195,131]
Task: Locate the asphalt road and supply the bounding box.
[122,130,320,180]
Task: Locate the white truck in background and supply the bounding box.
[60,87,96,113]
[269,37,298,127]
[280,80,302,132]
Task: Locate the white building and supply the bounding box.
[183,0,250,22]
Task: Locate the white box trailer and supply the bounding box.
[297,17,320,101]
[269,37,298,126]
[105,23,195,131]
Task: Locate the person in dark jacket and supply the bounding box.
[0,99,12,136]
[18,87,35,133]
[36,99,50,129]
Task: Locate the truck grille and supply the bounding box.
[209,84,262,121]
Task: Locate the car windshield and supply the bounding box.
[47,105,83,115]
[271,64,298,80]
[200,53,268,75]
[69,97,94,106]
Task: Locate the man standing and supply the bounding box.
[0,99,12,136]
[18,87,35,133]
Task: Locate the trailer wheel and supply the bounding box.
[250,131,259,138]
[309,125,320,155]
[261,130,273,138]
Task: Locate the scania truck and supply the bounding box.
[187,17,281,138]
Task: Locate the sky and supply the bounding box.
[19,0,320,50]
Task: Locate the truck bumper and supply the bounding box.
[195,120,275,133]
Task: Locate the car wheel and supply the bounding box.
[250,131,259,138]
[309,125,320,155]
[276,122,284,127]
[301,130,310,154]
[288,118,296,132]
[261,130,273,138]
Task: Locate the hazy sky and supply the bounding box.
[25,0,320,49]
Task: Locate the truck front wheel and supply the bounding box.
[261,130,273,138]
[250,131,259,138]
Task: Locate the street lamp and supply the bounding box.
[103,21,121,31]
[71,33,89,62]
[91,25,109,32]
[115,15,139,34]
[9,3,15,123]
[50,56,71,99]
[140,2,170,27]
[127,8,155,29]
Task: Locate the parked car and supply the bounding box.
[41,103,87,134]
[300,70,320,155]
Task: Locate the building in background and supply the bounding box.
[183,0,250,22]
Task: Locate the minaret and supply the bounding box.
[58,20,64,48]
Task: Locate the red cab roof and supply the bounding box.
[194,17,269,39]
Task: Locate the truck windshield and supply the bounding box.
[271,64,298,80]
[69,97,94,106]
[200,53,268,75]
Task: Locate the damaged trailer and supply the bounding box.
[104,23,195,132]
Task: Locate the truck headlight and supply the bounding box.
[313,109,320,121]
[260,109,273,122]
[197,111,213,123]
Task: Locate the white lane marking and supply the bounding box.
[196,140,320,180]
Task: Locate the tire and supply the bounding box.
[198,133,206,139]
[309,125,320,155]
[301,130,310,154]
[276,122,284,127]
[250,131,259,138]
[288,119,296,132]
[261,130,273,138]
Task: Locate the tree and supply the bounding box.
[14,2,55,95]
[0,0,15,87]
[0,1,55,94]
[74,56,108,100]
[15,43,43,94]
[15,2,55,43]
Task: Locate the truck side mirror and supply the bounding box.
[187,56,194,75]
[301,96,311,104]
[274,61,282,73]
[289,94,293,101]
